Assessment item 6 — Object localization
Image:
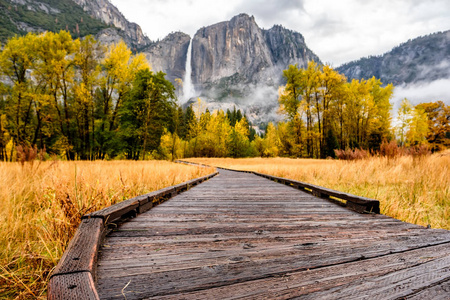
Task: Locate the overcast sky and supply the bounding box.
[109,0,450,66]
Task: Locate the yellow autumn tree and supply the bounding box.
[228,117,251,157]
[261,122,280,157]
[0,33,39,155]
[406,107,429,146]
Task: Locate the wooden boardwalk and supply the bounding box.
[95,169,450,299]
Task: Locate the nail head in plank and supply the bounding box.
[48,272,99,300]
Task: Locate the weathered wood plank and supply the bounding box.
[97,229,450,273]
[406,279,450,300]
[95,226,430,249]
[212,166,380,213]
[96,168,450,299]
[300,254,450,300]
[82,172,218,224]
[251,170,381,213]
[144,243,450,299]
[97,236,450,279]
[52,218,103,276]
[98,226,446,258]
[48,272,99,300]
[83,197,140,224]
[97,245,450,300]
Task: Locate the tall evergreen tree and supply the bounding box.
[120,69,175,159]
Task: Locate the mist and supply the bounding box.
[191,82,282,127]
[392,78,450,111]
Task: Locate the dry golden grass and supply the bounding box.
[186,155,450,230]
[0,160,214,299]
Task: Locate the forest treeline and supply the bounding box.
[0,31,175,160]
[276,63,449,157]
[0,32,449,161]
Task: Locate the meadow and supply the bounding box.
[2,154,449,298]
[0,160,214,299]
[186,153,450,230]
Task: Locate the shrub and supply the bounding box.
[406,144,431,157]
[334,148,369,160]
[379,140,401,158]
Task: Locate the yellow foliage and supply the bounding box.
[262,122,279,157]
[235,118,249,137]
[407,107,429,146]
[159,130,185,160]
[103,41,150,95]
[279,63,393,157]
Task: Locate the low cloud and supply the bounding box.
[415,60,450,82]
[193,81,281,126]
[392,78,450,111]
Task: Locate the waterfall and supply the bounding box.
[183,39,196,102]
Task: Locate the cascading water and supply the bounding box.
[182,39,196,102]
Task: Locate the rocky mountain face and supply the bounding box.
[191,14,320,99]
[0,0,149,50]
[3,1,449,124]
[71,0,151,50]
[337,30,450,85]
[192,14,274,86]
[2,2,320,125]
[142,32,190,84]
[264,24,315,68]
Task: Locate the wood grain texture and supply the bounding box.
[52,218,104,276]
[96,169,450,299]
[48,272,99,300]
[83,197,140,223]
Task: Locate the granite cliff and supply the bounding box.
[71,0,151,50]
[138,13,320,124]
[142,32,191,84]
[190,14,320,100]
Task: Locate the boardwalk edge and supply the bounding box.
[47,170,218,299]
[249,170,380,214]
[176,160,380,214]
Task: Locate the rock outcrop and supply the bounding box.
[337,30,450,85]
[72,0,151,50]
[156,13,319,123]
[191,14,274,86]
[142,32,191,83]
[140,13,320,121]
[191,14,320,92]
[264,24,315,70]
